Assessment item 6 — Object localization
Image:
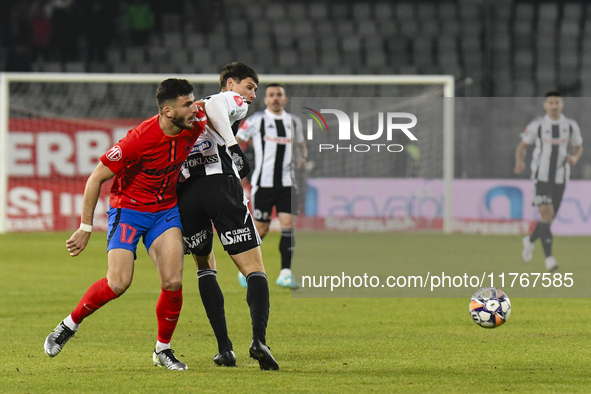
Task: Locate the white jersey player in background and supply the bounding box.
[514,91,583,271]
[177,63,279,370]
[236,83,307,289]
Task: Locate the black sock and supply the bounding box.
[279,228,294,270]
[530,221,543,243]
[538,222,553,257]
[198,269,232,353]
[246,271,270,344]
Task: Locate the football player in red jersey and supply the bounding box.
[44,79,207,371]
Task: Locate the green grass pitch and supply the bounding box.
[1,231,591,393]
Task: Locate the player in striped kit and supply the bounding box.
[44,79,207,370]
[236,83,307,289]
[177,63,279,370]
[514,92,583,271]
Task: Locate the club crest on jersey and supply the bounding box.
[234,95,244,106]
[106,145,122,161]
[190,140,214,154]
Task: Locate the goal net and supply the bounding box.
[0,73,454,233]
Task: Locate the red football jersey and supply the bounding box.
[100,110,206,212]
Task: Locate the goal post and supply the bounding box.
[0,72,454,234]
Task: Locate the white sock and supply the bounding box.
[155,341,171,353]
[280,268,291,276]
[63,314,79,332]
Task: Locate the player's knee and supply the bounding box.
[161,277,182,291]
[107,278,132,296]
[540,209,554,222]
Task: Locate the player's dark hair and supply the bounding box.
[156,79,194,110]
[545,91,561,97]
[266,83,284,89]
[219,62,259,89]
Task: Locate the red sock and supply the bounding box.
[71,278,119,324]
[156,287,183,343]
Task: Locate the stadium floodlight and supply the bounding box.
[0,72,454,234]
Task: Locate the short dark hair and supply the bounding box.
[266,83,284,89]
[156,79,194,110]
[219,62,259,90]
[545,91,561,97]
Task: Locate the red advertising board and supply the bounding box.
[7,118,141,231]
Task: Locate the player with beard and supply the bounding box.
[44,79,206,371]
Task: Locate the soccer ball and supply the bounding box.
[469,287,511,328]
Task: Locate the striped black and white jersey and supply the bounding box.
[236,109,304,187]
[182,91,249,179]
[521,114,583,184]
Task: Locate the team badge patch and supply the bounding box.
[106,145,122,161]
[234,95,244,106]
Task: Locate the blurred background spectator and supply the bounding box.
[30,1,52,62]
[124,0,155,46]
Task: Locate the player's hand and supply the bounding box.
[66,229,92,257]
[513,161,525,174]
[228,144,251,179]
[566,155,578,166]
[297,157,307,169]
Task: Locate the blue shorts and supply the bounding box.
[106,206,183,259]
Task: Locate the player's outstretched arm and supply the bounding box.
[296,140,308,169]
[513,140,528,174]
[66,162,115,257]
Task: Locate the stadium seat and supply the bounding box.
[357,20,377,38]
[308,3,328,20]
[42,62,63,72]
[365,49,387,67]
[125,47,145,64]
[438,2,457,20]
[353,3,372,19]
[332,3,350,19]
[65,62,85,73]
[373,2,392,20]
[134,64,155,74]
[287,3,306,19]
[163,32,183,48]
[207,33,227,50]
[148,48,170,63]
[266,3,285,19]
[244,3,263,19]
[111,63,133,73]
[395,2,415,21]
[106,48,123,66]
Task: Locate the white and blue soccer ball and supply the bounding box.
[469,287,511,329]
